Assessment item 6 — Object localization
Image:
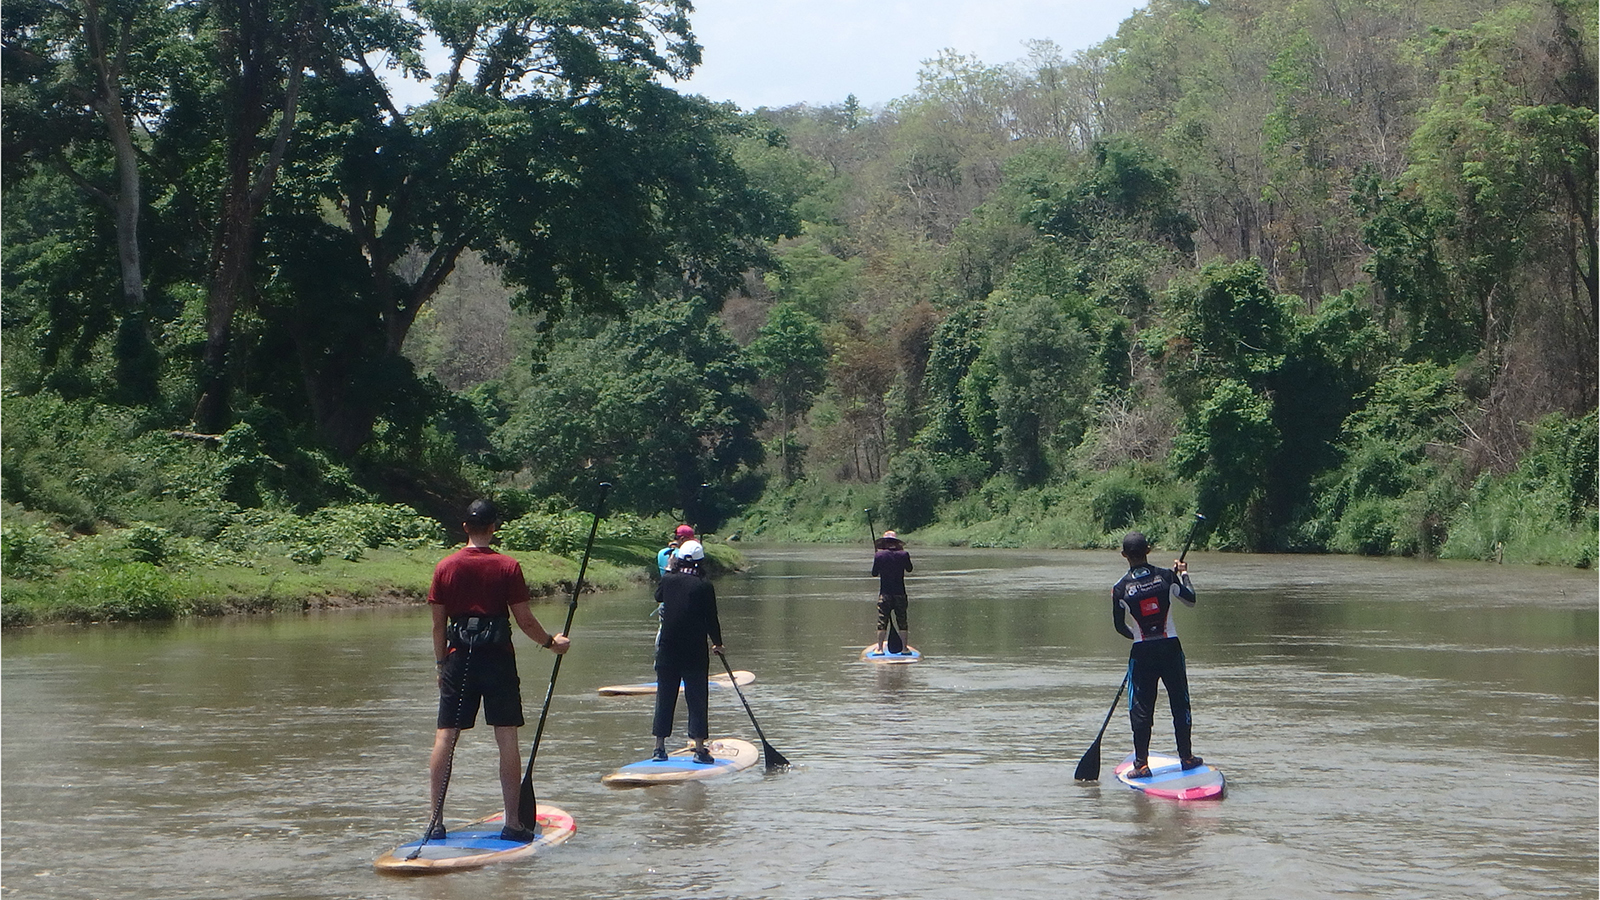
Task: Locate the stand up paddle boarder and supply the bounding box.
[1112,531,1203,779]
[872,530,913,654]
[425,499,571,843]
[649,540,724,764]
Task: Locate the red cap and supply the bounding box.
[675,524,695,539]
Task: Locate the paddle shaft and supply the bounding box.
[518,482,610,824]
[715,649,790,770]
[1179,512,1204,562]
[1073,672,1128,781]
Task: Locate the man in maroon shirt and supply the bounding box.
[425,499,570,843]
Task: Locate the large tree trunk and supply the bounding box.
[191,2,313,432]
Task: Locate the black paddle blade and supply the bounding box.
[762,741,792,773]
[1073,737,1103,781]
[516,778,536,828]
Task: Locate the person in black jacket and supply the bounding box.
[1111,531,1202,778]
[650,540,724,764]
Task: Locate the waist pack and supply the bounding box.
[448,615,512,648]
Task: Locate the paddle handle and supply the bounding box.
[1178,513,1204,562]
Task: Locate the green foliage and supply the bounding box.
[720,476,881,544]
[1,519,65,579]
[1305,362,1468,557]
[498,512,595,556]
[496,508,655,556]
[218,503,445,564]
[880,448,945,532]
[748,303,829,482]
[1171,379,1281,545]
[762,238,862,320]
[494,295,765,528]
[960,293,1096,484]
[1090,469,1147,531]
[1441,411,1599,566]
[3,0,1592,569]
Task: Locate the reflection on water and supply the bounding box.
[2,547,1595,899]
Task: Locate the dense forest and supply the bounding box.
[3,0,1596,588]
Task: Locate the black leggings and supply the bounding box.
[652,648,711,740]
[1127,637,1192,760]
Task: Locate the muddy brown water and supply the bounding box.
[3,546,1595,899]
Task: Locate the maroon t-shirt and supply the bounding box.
[428,546,530,618]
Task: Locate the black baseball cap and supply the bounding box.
[1121,532,1150,555]
[465,498,500,526]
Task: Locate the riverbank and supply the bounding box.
[0,538,742,628]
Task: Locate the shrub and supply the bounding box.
[499,512,590,555]
[881,449,943,532]
[121,523,174,565]
[1090,470,1146,531]
[1,521,65,580]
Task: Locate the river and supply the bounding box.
[3,546,1595,899]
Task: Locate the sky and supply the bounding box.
[677,0,1144,110]
[386,1,1145,112]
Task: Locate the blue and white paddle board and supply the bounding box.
[1113,752,1225,801]
[597,670,755,696]
[601,738,759,786]
[374,806,576,873]
[860,644,921,664]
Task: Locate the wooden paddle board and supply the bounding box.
[373,805,576,874]
[597,670,755,696]
[860,644,921,664]
[601,738,758,787]
[1113,752,1225,801]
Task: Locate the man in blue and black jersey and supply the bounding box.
[1112,531,1203,778]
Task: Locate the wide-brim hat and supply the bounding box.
[874,530,904,549]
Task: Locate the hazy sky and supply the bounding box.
[385,1,1143,112]
[677,0,1143,110]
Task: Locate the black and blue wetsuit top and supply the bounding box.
[1112,564,1195,642]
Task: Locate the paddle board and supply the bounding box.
[860,644,921,664]
[601,738,759,787]
[373,805,576,874]
[596,670,755,696]
[1113,752,1225,801]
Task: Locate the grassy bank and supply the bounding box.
[725,467,1595,567]
[1,506,741,627]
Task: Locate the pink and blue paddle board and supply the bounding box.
[1113,752,1225,800]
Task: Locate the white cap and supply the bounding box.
[674,540,705,561]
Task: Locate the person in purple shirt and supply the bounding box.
[872,530,914,654]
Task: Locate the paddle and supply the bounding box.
[1073,512,1206,782]
[715,649,791,772]
[517,481,610,827]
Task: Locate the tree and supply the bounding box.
[264,3,793,455]
[960,293,1095,484]
[492,295,764,526]
[2,0,173,398]
[746,303,827,482]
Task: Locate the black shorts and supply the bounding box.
[436,644,524,730]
